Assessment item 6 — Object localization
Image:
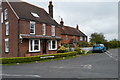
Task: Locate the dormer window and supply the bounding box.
[42,24,46,35]
[4,9,8,20]
[31,12,39,18]
[30,21,35,34]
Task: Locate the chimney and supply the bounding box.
[60,18,64,26]
[76,24,79,30]
[48,1,53,18]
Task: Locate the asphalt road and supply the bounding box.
[2,48,118,78]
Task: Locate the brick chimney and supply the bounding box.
[48,1,53,18]
[60,18,64,26]
[76,24,79,30]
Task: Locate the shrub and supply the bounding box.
[1,51,77,64]
[57,46,67,53]
[75,46,85,54]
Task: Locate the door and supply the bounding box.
[42,40,47,54]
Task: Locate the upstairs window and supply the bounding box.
[1,12,3,23]
[5,38,9,52]
[5,22,9,35]
[51,25,55,36]
[79,36,83,41]
[30,21,35,34]
[4,9,8,20]
[29,39,40,52]
[42,24,46,35]
[48,40,57,50]
[65,35,68,40]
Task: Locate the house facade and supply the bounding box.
[60,19,87,46]
[1,0,87,57]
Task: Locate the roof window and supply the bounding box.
[31,12,39,18]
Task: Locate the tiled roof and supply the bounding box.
[61,26,87,37]
[8,1,59,26]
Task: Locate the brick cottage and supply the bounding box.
[1,0,87,57]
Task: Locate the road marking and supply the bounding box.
[105,51,118,61]
[1,74,40,78]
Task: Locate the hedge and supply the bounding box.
[0,51,77,64]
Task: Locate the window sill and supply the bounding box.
[49,49,57,51]
[29,51,40,53]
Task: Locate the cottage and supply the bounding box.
[60,18,87,47]
[1,0,87,57]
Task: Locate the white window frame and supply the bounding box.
[65,35,68,40]
[30,21,35,34]
[48,40,57,50]
[29,39,40,52]
[5,22,9,35]
[1,12,3,23]
[5,38,9,52]
[42,24,46,35]
[51,25,55,36]
[4,9,8,20]
[79,36,83,41]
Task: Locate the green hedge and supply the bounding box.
[0,51,77,64]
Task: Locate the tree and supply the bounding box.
[90,33,107,44]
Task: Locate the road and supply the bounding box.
[2,48,118,78]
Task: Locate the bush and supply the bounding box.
[75,46,85,54]
[1,51,77,64]
[57,46,67,53]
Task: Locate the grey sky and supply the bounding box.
[22,0,118,41]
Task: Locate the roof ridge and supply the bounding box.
[20,0,45,10]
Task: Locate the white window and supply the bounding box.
[51,25,55,36]
[1,12,3,23]
[42,24,46,35]
[5,22,9,35]
[29,39,40,52]
[4,9,8,20]
[30,21,35,34]
[65,35,68,40]
[48,40,57,50]
[5,38,9,52]
[31,12,39,18]
[79,36,83,41]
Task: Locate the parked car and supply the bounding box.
[92,44,106,53]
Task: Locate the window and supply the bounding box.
[5,38,9,52]
[65,35,68,40]
[48,40,57,50]
[30,21,35,34]
[51,25,55,36]
[29,39,40,52]
[4,9,8,20]
[5,22,9,35]
[42,24,46,35]
[31,12,39,18]
[1,12,3,23]
[79,36,83,41]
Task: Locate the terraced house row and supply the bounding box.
[1,0,87,57]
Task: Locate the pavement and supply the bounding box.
[1,48,118,78]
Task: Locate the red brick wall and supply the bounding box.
[19,20,61,57]
[2,2,19,57]
[61,35,87,44]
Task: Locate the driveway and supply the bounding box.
[2,49,118,78]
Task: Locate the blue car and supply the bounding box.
[92,44,106,53]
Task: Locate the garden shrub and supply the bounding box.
[1,51,77,64]
[57,46,67,53]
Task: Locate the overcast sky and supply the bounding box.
[22,0,118,41]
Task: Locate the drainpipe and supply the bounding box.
[17,19,20,57]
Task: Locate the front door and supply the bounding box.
[42,40,47,54]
